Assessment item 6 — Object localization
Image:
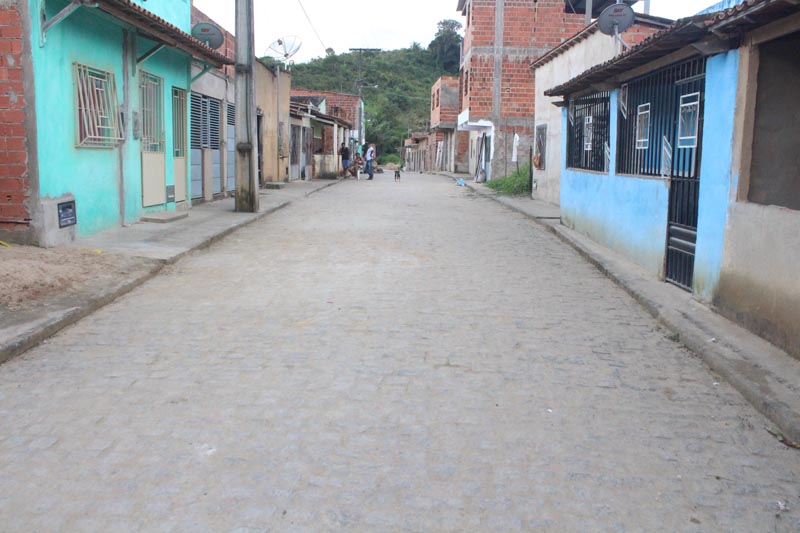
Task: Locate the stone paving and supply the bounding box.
[0,174,798,531]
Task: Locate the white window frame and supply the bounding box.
[583,115,593,152]
[636,103,650,150]
[619,84,628,120]
[74,63,124,148]
[140,71,165,153]
[678,92,700,149]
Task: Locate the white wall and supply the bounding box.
[533,31,621,205]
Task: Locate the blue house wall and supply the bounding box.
[560,94,670,278]
[560,50,740,302]
[692,50,739,300]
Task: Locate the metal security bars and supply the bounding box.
[172,88,187,158]
[616,57,706,177]
[189,92,222,150]
[140,71,164,153]
[74,63,124,148]
[567,92,610,172]
[616,57,707,291]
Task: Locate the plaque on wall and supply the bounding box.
[57,200,77,229]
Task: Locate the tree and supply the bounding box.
[428,20,463,74]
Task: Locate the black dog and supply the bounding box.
[394,170,401,182]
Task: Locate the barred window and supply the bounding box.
[172,88,187,158]
[74,63,124,148]
[140,71,165,153]
[617,57,706,177]
[567,92,610,172]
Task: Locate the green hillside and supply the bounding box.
[286,21,463,161]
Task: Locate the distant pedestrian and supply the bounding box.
[338,142,351,177]
[365,143,376,180]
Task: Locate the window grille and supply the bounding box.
[566,91,610,172]
[74,63,123,148]
[534,124,547,170]
[678,92,700,149]
[619,84,628,120]
[636,104,650,149]
[616,57,706,177]
[172,88,187,158]
[583,116,593,152]
[189,92,221,150]
[140,71,164,153]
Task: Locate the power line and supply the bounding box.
[296,0,328,54]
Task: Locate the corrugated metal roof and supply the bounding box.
[94,0,233,67]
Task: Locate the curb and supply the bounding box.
[162,201,291,265]
[0,199,295,367]
[305,178,344,198]
[0,261,164,366]
[449,175,800,445]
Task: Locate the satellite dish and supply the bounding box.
[192,22,225,50]
[597,3,635,36]
[265,36,303,61]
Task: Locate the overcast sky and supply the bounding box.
[191,0,721,64]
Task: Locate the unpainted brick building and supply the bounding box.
[456,0,584,181]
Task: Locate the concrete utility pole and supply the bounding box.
[349,47,380,150]
[235,0,259,212]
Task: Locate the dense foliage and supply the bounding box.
[286,21,462,160]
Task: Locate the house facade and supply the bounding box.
[455,0,584,181]
[429,76,468,173]
[530,14,669,204]
[404,133,429,172]
[255,60,291,184]
[189,6,236,202]
[290,89,363,156]
[546,0,800,358]
[0,0,230,247]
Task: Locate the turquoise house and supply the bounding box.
[0,0,230,246]
[545,0,800,358]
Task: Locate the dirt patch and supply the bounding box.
[0,245,136,309]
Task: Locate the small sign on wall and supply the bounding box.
[166,185,176,203]
[57,200,77,229]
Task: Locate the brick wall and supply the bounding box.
[460,0,584,121]
[431,76,460,128]
[291,89,361,129]
[0,1,30,236]
[191,7,235,79]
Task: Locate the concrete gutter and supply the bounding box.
[0,180,342,366]
[441,172,800,445]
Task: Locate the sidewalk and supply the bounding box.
[0,179,342,366]
[439,171,800,445]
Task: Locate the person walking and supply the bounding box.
[365,143,376,180]
[338,142,351,178]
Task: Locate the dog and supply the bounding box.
[394,169,401,182]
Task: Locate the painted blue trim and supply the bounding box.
[692,49,739,300]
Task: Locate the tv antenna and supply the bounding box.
[597,1,634,50]
[191,22,225,50]
[265,36,303,62]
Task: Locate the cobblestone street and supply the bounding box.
[1,174,798,531]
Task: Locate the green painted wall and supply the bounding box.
[29,0,191,237]
[131,0,191,33]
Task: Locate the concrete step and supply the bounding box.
[141,211,189,224]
